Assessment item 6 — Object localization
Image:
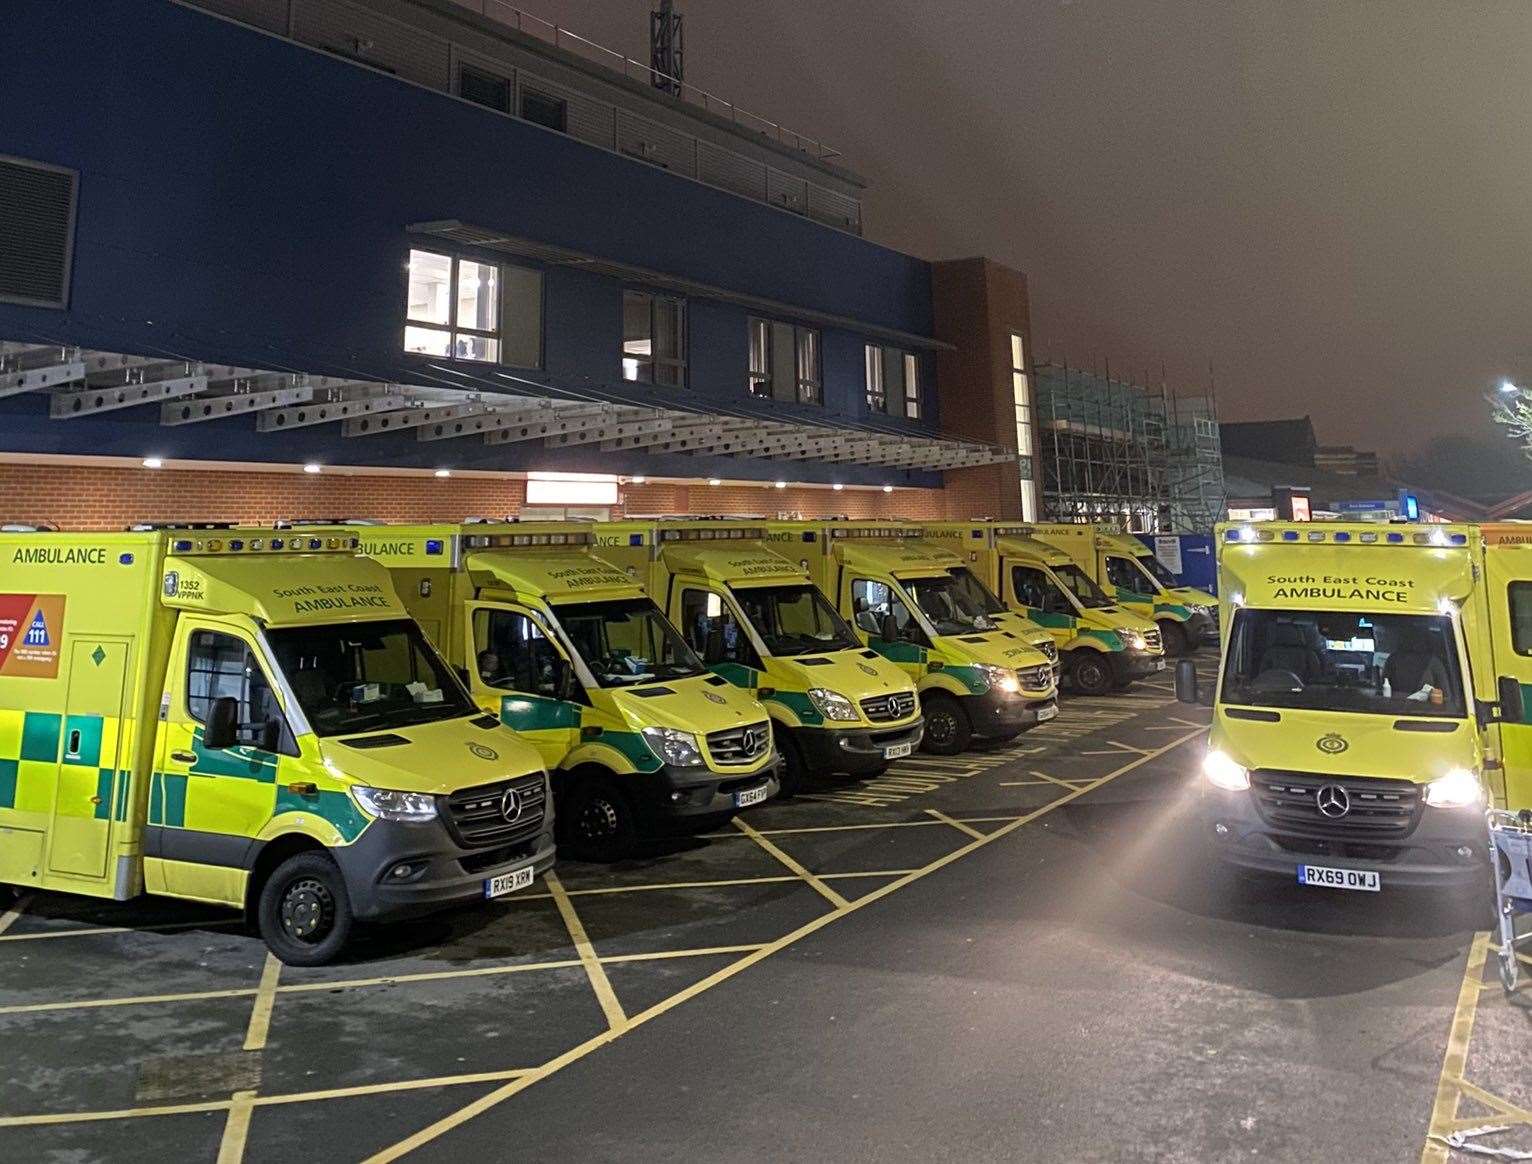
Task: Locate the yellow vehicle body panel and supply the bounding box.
[356,523,777,783]
[0,529,547,911]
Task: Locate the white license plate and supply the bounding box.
[1298,864,1380,892]
[735,783,769,808]
[1036,704,1058,722]
[883,741,914,760]
[484,866,535,899]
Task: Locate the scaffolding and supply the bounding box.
[1032,359,1225,533]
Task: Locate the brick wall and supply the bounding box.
[0,464,960,529]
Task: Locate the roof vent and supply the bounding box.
[0,156,78,308]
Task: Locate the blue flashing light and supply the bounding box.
[802,531,816,542]
[271,538,285,550]
[629,534,643,546]
[229,539,244,551]
[173,539,192,552]
[1224,529,1241,541]
[1387,532,1405,543]
[1282,530,1298,541]
[1450,533,1467,545]
[1403,494,1420,521]
[308,538,322,550]
[118,553,134,565]
[1335,532,1351,542]
[425,539,444,556]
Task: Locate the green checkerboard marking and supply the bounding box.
[62,715,103,768]
[20,712,61,763]
[0,758,17,810]
[93,769,114,821]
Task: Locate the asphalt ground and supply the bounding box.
[0,652,1526,1163]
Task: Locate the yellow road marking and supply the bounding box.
[216,1089,256,1164]
[243,953,281,1052]
[0,985,263,1016]
[732,817,850,909]
[0,917,239,942]
[1421,931,1491,1164]
[510,869,917,901]
[1453,1078,1532,1126]
[923,808,985,840]
[1021,769,1091,790]
[367,724,1209,1163]
[0,893,32,937]
[547,871,627,1034]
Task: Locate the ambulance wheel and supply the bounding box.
[561,775,637,862]
[1070,654,1114,696]
[921,693,971,755]
[1499,948,1519,994]
[1158,620,1189,657]
[258,852,353,967]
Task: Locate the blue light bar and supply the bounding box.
[271,537,285,550]
[425,539,444,556]
[1282,531,1298,541]
[1387,532,1405,543]
[1224,529,1241,541]
[173,539,192,552]
[1450,533,1467,545]
[229,539,244,551]
[628,534,643,546]
[1334,532,1351,542]
[307,538,322,550]
[118,553,134,565]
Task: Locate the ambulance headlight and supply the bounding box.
[1202,750,1250,792]
[807,688,860,720]
[975,665,1020,695]
[1424,768,1484,808]
[352,786,438,822]
[1123,630,1148,651]
[642,726,703,767]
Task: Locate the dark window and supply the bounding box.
[521,88,567,133]
[1105,556,1145,593]
[851,579,924,646]
[187,631,277,726]
[1012,566,1071,615]
[460,65,511,113]
[0,156,77,309]
[1511,583,1532,655]
[681,588,756,667]
[473,608,563,698]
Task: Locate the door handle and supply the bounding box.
[171,750,197,764]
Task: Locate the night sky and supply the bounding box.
[546,0,1532,475]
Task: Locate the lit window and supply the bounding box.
[1010,331,1031,457]
[623,291,686,386]
[404,249,541,367]
[749,318,820,404]
[865,344,919,417]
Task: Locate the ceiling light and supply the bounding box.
[303,463,322,474]
[832,483,844,492]
[141,457,164,469]
[774,480,787,489]
[434,469,451,478]
[631,475,647,485]
[707,478,722,486]
[882,484,894,493]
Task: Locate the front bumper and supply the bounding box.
[632,757,782,821]
[1203,786,1489,888]
[795,719,925,774]
[333,814,556,922]
[1116,650,1167,682]
[1184,611,1215,645]
[963,687,1058,739]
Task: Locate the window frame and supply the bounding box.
[864,343,920,418]
[747,317,772,399]
[1510,582,1532,656]
[520,87,568,133]
[404,248,543,369]
[184,628,297,755]
[748,317,821,405]
[864,344,886,412]
[458,64,512,113]
[622,290,687,386]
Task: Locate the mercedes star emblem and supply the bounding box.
[499,787,522,823]
[1316,784,1351,819]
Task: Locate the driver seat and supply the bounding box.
[1258,623,1322,682]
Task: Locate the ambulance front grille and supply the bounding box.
[1034,640,1058,664]
[444,773,547,849]
[1143,627,1163,653]
[1250,771,1422,837]
[1018,665,1054,693]
[861,691,917,722]
[706,721,772,765]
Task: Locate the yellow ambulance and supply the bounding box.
[769,521,1057,754]
[351,522,780,860]
[0,527,553,964]
[1182,520,1532,892]
[921,521,1166,695]
[595,520,924,793]
[1030,522,1216,655]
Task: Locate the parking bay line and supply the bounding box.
[732,818,850,909]
[546,872,627,1034]
[0,894,32,937]
[1420,931,1491,1164]
[510,870,919,902]
[1000,770,1091,791]
[0,917,242,943]
[366,723,1211,1164]
[215,952,284,1163]
[923,809,985,840]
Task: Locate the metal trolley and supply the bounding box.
[1488,808,1532,993]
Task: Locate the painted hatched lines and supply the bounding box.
[923,808,986,840]
[0,894,32,937]
[363,724,1212,1163]
[732,817,850,908]
[547,872,627,1034]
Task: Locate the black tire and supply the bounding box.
[256,852,354,967]
[1158,619,1189,657]
[1070,652,1115,696]
[0,883,17,910]
[920,692,972,755]
[777,734,807,799]
[560,775,638,862]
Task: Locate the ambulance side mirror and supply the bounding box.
[203,697,239,750]
[705,626,725,664]
[1175,659,1200,705]
[1497,675,1524,725]
[880,613,899,643]
[552,658,579,703]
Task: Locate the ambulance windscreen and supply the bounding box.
[902,575,998,636]
[945,567,1008,617]
[551,597,706,688]
[266,619,476,736]
[1053,564,1115,610]
[729,584,858,657]
[1138,554,1180,589]
[1220,609,1465,718]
